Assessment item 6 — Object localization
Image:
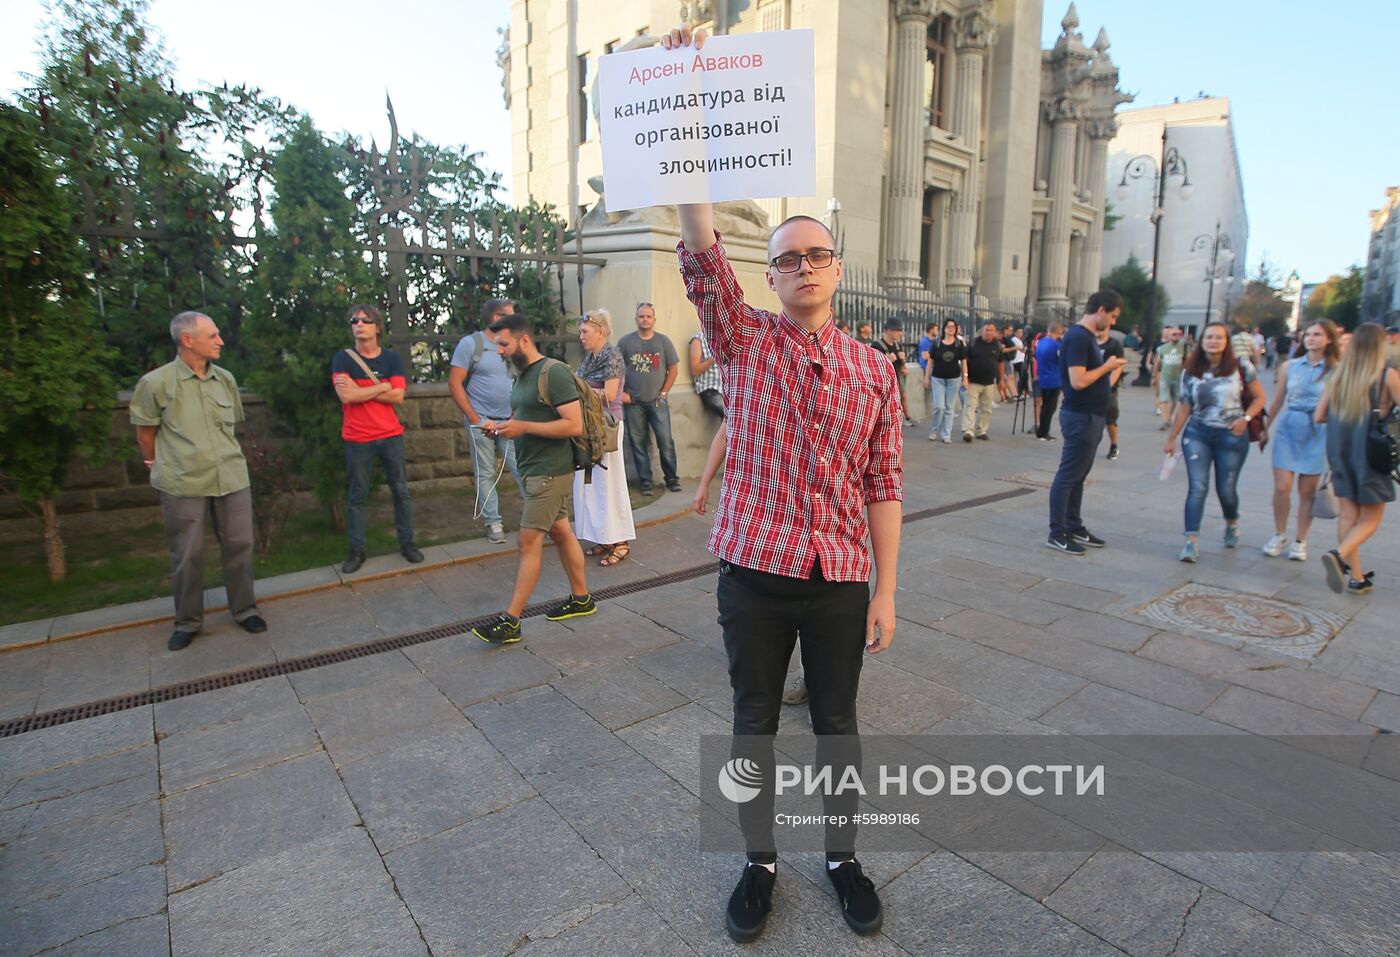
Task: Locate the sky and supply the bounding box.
[3,0,1394,285]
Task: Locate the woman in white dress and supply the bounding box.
[574,309,636,565]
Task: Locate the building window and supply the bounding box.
[577,53,590,142]
[919,187,939,284]
[925,16,951,129]
[604,38,620,54]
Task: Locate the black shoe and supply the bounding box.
[666,480,683,493]
[400,543,425,564]
[472,612,522,645]
[976,433,990,441]
[1071,528,1106,548]
[639,482,653,495]
[341,550,366,574]
[1107,445,1120,461]
[1347,572,1375,596]
[167,630,196,651]
[827,859,883,935]
[1045,533,1086,556]
[1321,550,1349,594]
[546,594,597,621]
[240,615,267,634]
[725,863,776,943]
[963,432,973,443]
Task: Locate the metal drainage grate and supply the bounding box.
[0,488,1036,738]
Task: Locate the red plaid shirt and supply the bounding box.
[680,234,903,582]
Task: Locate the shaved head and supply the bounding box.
[767,215,836,260]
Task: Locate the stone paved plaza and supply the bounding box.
[2,378,1398,956]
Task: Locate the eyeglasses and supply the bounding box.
[349,316,377,325]
[769,248,836,273]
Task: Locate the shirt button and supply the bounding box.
[814,493,822,499]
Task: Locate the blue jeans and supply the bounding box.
[1182,420,1249,535]
[928,376,961,440]
[1048,409,1106,537]
[466,423,522,526]
[623,399,678,486]
[346,434,414,551]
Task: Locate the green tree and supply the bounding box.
[25,0,288,379]
[1230,258,1291,336]
[244,118,379,518]
[1102,255,1168,338]
[1304,265,1363,330]
[0,104,116,580]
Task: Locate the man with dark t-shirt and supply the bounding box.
[963,322,1003,441]
[332,304,421,573]
[1045,290,1125,555]
[871,317,915,426]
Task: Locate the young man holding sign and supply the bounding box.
[662,23,902,944]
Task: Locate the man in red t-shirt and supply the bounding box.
[331,304,422,572]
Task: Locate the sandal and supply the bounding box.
[584,544,612,557]
[600,543,630,566]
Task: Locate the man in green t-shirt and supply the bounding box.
[472,313,596,644]
[1151,326,1188,430]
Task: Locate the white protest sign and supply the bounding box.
[596,30,816,212]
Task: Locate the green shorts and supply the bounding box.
[520,473,573,531]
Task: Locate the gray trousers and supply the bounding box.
[159,487,259,633]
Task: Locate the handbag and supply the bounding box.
[1312,471,1339,520]
[1365,371,1400,478]
[1236,368,1267,446]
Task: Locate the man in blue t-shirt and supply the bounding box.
[449,299,524,544]
[1046,290,1126,555]
[1033,321,1064,440]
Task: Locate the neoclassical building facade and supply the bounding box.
[503,0,1130,314]
[1363,186,1400,326]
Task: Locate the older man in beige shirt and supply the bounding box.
[130,311,266,651]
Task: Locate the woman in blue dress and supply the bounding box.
[1261,319,1339,561]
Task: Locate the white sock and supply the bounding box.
[748,862,776,873]
[828,858,853,870]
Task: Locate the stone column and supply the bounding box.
[1080,116,1115,297]
[882,0,935,291]
[1038,96,1080,309]
[945,3,997,298]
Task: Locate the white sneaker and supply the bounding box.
[487,523,507,545]
[1286,540,1308,562]
[1261,533,1288,557]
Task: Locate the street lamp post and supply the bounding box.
[1190,220,1234,325]
[1117,128,1192,385]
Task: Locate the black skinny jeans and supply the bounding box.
[718,558,868,863]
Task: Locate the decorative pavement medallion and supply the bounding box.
[1139,582,1347,660]
[996,469,1088,489]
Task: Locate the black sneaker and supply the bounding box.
[827,859,883,935]
[1106,445,1120,461]
[240,615,268,634]
[666,480,683,493]
[1347,572,1375,596]
[1071,528,1106,548]
[1045,533,1086,556]
[546,593,597,621]
[401,543,425,563]
[976,433,990,441]
[341,549,366,574]
[726,863,776,943]
[1321,549,1349,594]
[639,482,653,495]
[472,613,522,645]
